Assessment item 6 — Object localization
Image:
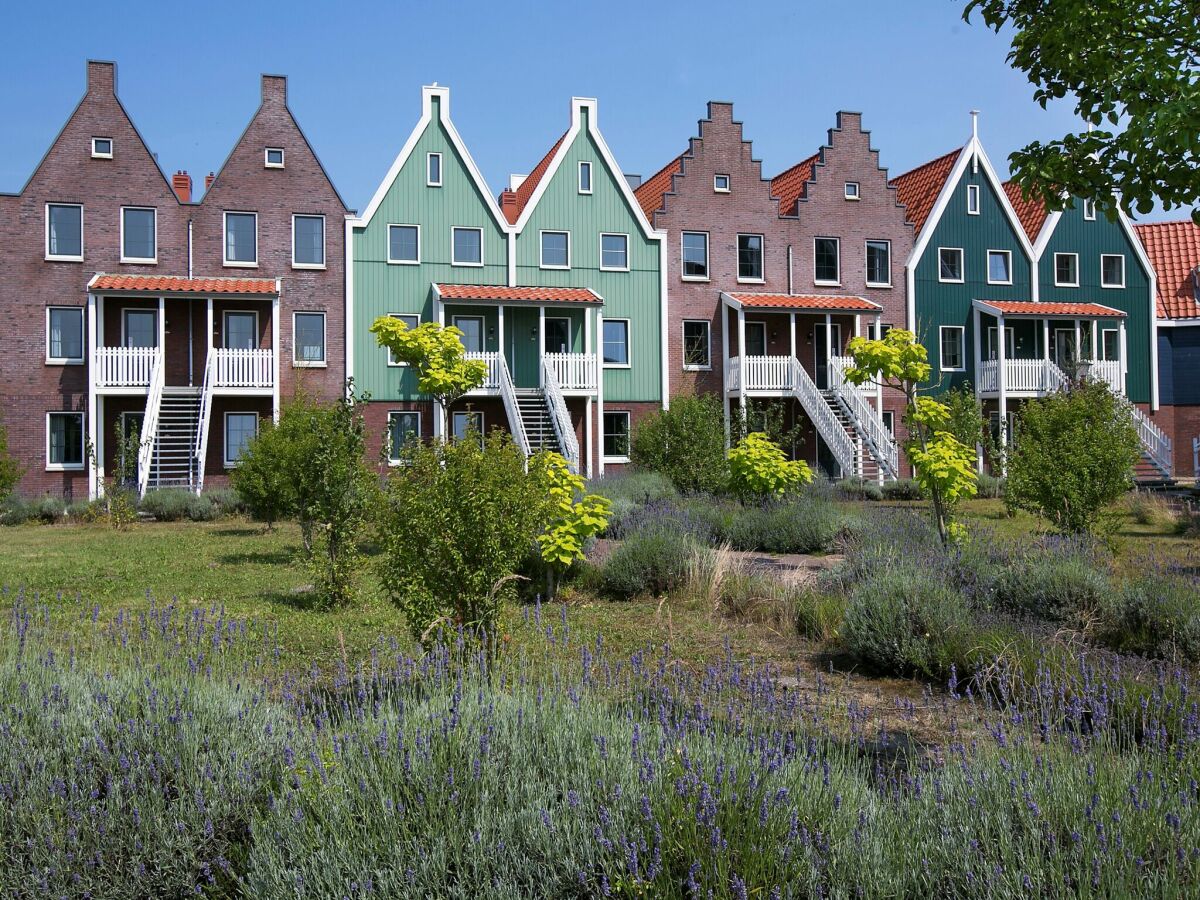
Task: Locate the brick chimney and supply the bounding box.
[172,170,192,203]
[86,60,116,96]
[262,74,287,105]
[499,189,519,223]
[204,172,216,191]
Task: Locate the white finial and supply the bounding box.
[970,109,980,142]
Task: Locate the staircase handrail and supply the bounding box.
[788,357,857,477]
[829,357,899,481]
[542,360,580,471]
[497,357,531,459]
[136,350,165,499]
[193,353,215,494]
[1124,399,1172,479]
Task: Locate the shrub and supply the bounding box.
[836,477,883,501]
[608,497,721,545]
[722,498,842,555]
[0,496,32,526]
[140,487,194,521]
[1120,490,1178,530]
[600,526,696,598]
[727,433,812,499]
[204,487,245,516]
[1096,571,1200,662]
[33,495,68,523]
[992,541,1110,622]
[186,493,216,521]
[975,473,1005,499]
[592,470,678,506]
[881,478,924,501]
[629,395,729,494]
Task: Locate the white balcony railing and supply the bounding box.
[212,348,274,389]
[465,351,503,393]
[725,355,799,393]
[94,346,160,388]
[544,352,598,392]
[1082,359,1123,394]
[978,357,1125,397]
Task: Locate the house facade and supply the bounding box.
[348,86,665,476]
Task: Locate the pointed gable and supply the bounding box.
[889,148,962,235]
[770,152,820,216]
[1136,220,1200,319]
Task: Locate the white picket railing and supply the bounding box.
[496,356,531,459]
[193,354,215,495]
[212,348,273,389]
[542,360,580,471]
[725,355,800,392]
[464,351,503,393]
[1081,359,1122,394]
[829,356,899,481]
[136,355,165,499]
[95,346,159,388]
[788,357,857,478]
[544,352,598,392]
[1125,401,1173,479]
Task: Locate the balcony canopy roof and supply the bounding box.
[721,291,881,313]
[434,284,603,305]
[973,299,1126,319]
[88,273,279,297]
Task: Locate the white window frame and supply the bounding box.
[291,214,326,269]
[986,249,1013,286]
[223,309,259,351]
[1101,254,1126,288]
[452,315,486,354]
[386,314,420,366]
[865,239,891,288]
[602,318,631,368]
[1083,199,1096,221]
[122,307,159,348]
[814,236,840,285]
[91,137,113,159]
[45,203,84,262]
[450,226,484,267]
[844,181,860,201]
[736,233,765,283]
[713,174,731,193]
[881,410,895,435]
[967,183,981,215]
[264,147,285,169]
[682,319,711,371]
[427,152,443,187]
[451,410,485,447]
[46,306,85,365]
[539,230,571,270]
[223,412,259,468]
[1053,252,1079,288]
[386,410,423,464]
[386,223,421,265]
[119,206,158,264]
[599,232,629,272]
[939,325,966,372]
[680,231,710,281]
[292,311,327,367]
[602,410,631,463]
[1101,328,1120,361]
[223,211,258,267]
[45,411,85,471]
[578,161,593,195]
[867,322,893,341]
[937,247,964,284]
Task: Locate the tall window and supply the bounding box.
[1054,253,1079,287]
[1083,199,1096,221]
[987,250,1012,284]
[540,231,570,268]
[452,227,482,265]
[293,215,325,267]
[47,204,83,259]
[865,240,890,286]
[682,320,711,369]
[1101,254,1125,288]
[294,312,326,364]
[427,152,442,186]
[224,212,258,265]
[940,326,965,371]
[47,412,84,469]
[967,184,980,215]
[47,307,84,362]
[1101,329,1119,361]
[737,234,763,281]
[603,319,629,366]
[224,413,258,467]
[452,316,484,353]
[452,411,484,446]
[578,161,592,194]
[681,232,709,279]
[224,311,258,350]
[123,309,157,348]
[938,247,964,282]
[744,321,767,357]
[600,233,628,271]
[603,411,630,458]
[815,237,839,283]
[121,207,156,262]
[387,411,422,462]
[387,224,419,263]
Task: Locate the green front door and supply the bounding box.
[507,306,541,388]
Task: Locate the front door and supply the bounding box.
[1054,328,1076,368]
[986,326,1014,361]
[123,309,157,348]
[224,311,258,350]
[814,322,842,390]
[744,321,767,356]
[507,307,540,388]
[545,317,571,354]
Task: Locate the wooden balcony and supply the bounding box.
[976,358,1123,397]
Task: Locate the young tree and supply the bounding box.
[1004,379,1141,534]
[941,384,1000,471]
[844,330,978,545]
[536,453,611,598]
[965,0,1200,222]
[727,433,813,500]
[630,395,729,494]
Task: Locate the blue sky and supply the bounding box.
[0,0,1186,222]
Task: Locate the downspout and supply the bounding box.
[187,219,194,385]
[787,244,793,295]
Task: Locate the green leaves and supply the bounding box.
[727,433,813,500]
[536,453,612,569]
[370,317,488,407]
[845,329,931,387]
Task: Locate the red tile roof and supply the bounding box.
[89,274,278,295]
[1134,220,1200,319]
[434,284,602,304]
[977,300,1126,318]
[770,152,820,215]
[633,154,684,220]
[1002,181,1050,242]
[889,148,962,235]
[503,133,567,224]
[724,292,880,312]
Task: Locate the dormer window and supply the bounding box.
[427,153,442,187]
[844,182,860,200]
[91,137,113,159]
[713,174,731,193]
[265,148,285,168]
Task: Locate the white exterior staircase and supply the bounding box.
[143,387,203,493]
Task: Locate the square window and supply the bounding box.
[294,312,326,364]
[46,204,83,260]
[987,250,1012,284]
[815,237,839,283]
[600,233,628,271]
[681,232,709,279]
[737,234,763,281]
[91,137,113,159]
[603,319,629,366]
[47,412,84,469]
[47,307,84,362]
[540,231,570,268]
[387,224,420,263]
[579,161,593,194]
[292,215,325,267]
[603,411,630,459]
[224,413,258,466]
[224,212,258,266]
[121,207,156,262]
[940,326,965,371]
[427,152,442,186]
[224,311,258,350]
[387,314,420,365]
[265,148,285,168]
[967,184,980,215]
[844,182,860,200]
[123,309,158,348]
[1101,254,1125,288]
[683,320,711,369]
[1054,253,1079,287]
[452,227,483,266]
[938,247,964,282]
[387,411,422,461]
[452,410,484,446]
[714,174,731,192]
[866,240,890,286]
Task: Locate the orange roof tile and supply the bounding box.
[724,292,880,312]
[889,148,962,235]
[977,300,1125,318]
[434,284,602,304]
[633,154,684,220]
[1002,181,1050,242]
[503,133,567,224]
[1134,220,1200,319]
[771,152,820,215]
[89,274,277,295]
